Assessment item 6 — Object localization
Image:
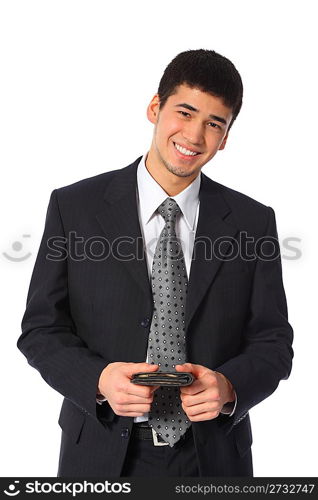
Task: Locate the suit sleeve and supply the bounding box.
[17,190,109,421]
[215,206,293,431]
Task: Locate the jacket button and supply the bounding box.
[140,317,150,328]
[121,428,130,439]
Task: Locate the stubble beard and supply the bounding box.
[154,139,199,179]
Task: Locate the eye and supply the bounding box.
[178,110,191,118]
[208,122,221,129]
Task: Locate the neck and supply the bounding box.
[145,149,199,196]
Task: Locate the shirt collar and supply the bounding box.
[137,153,201,230]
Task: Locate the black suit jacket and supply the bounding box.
[18,156,293,476]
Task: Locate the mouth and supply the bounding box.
[173,142,202,158]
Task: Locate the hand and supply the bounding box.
[98,362,160,417]
[175,363,235,422]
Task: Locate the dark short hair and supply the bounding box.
[158,49,243,127]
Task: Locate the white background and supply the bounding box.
[1,0,317,477]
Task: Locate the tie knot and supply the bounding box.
[157,197,181,224]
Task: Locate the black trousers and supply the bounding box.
[121,425,199,477]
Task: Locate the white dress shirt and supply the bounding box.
[136,153,201,282]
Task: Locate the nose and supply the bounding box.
[182,121,204,146]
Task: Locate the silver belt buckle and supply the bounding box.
[151,428,169,446]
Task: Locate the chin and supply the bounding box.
[165,162,199,178]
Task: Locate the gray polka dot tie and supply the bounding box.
[147,197,191,447]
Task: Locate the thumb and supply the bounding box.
[175,362,207,378]
[125,362,159,376]
[175,362,195,372]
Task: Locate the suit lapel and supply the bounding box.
[96,157,152,305]
[185,173,238,330]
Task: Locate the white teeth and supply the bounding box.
[174,143,198,156]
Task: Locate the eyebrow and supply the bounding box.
[174,102,228,125]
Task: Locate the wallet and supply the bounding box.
[130,371,194,387]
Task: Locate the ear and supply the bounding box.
[147,93,160,125]
[219,133,229,151]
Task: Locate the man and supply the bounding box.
[18,49,293,477]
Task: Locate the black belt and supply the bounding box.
[132,422,192,447]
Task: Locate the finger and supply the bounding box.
[124,362,159,376]
[181,389,221,405]
[116,403,151,414]
[123,384,153,403]
[176,362,211,379]
[128,393,154,402]
[182,401,221,416]
[175,362,195,372]
[180,392,212,406]
[187,411,220,422]
[180,380,205,395]
[123,396,154,405]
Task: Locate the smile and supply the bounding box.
[173,142,200,156]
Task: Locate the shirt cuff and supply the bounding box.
[96,394,107,405]
[220,390,237,417]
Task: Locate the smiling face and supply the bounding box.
[146,84,234,191]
